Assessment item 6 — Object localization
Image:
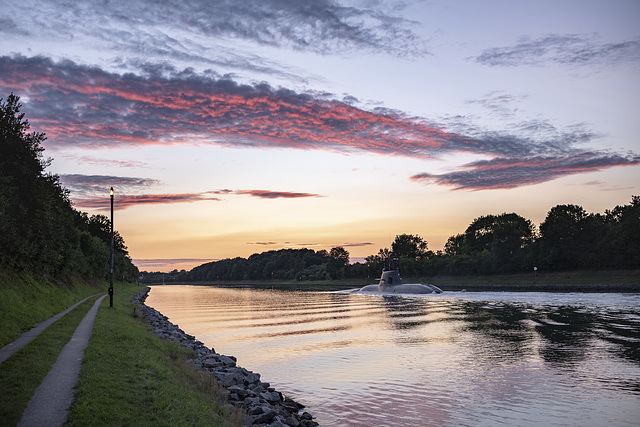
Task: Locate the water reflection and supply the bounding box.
[147,287,640,426]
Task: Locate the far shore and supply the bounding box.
[140,269,640,293]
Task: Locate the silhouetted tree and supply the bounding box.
[444,233,465,256]
[539,204,590,269]
[391,234,429,260]
[461,213,535,272]
[0,93,138,281]
[328,246,350,279]
[603,196,640,268]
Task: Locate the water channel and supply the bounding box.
[146,286,640,426]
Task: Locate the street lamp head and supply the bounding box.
[110,187,114,196]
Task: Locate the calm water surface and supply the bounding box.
[146,286,640,426]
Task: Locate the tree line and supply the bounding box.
[0,94,138,282]
[152,195,637,283]
[365,198,639,278]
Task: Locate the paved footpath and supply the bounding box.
[0,294,101,365]
[17,294,107,427]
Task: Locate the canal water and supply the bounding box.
[146,286,640,426]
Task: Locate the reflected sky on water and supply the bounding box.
[147,286,640,426]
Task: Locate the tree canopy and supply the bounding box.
[166,196,639,283]
[0,94,138,281]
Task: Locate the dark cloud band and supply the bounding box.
[475,34,640,67]
[411,153,640,191]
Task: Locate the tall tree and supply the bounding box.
[539,204,591,269]
[328,246,350,279]
[0,93,138,281]
[391,234,429,260]
[0,93,68,273]
[444,233,465,256]
[463,213,535,271]
[603,196,640,268]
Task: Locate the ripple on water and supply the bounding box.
[147,286,640,427]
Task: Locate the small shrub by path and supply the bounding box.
[67,285,246,427]
[0,296,99,426]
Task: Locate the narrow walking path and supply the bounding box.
[0,294,101,365]
[17,294,107,427]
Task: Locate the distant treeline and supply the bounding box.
[143,195,639,283]
[0,94,138,281]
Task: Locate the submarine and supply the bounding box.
[350,258,443,294]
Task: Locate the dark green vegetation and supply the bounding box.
[1,93,243,426]
[0,296,99,425]
[0,94,138,282]
[0,269,102,347]
[147,197,639,284]
[67,284,245,427]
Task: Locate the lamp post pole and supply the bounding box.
[109,187,114,307]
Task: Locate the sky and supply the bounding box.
[1,0,639,272]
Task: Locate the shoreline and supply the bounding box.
[140,269,640,293]
[132,288,319,427]
[139,281,640,293]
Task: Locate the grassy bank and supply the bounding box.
[67,283,246,426]
[0,269,103,347]
[0,295,100,425]
[0,274,245,426]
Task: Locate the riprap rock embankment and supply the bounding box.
[132,288,318,427]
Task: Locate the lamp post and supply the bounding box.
[109,187,114,307]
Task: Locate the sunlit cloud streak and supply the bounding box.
[75,193,221,210]
[248,241,373,249]
[2,55,637,191]
[62,155,150,169]
[235,190,322,199]
[61,174,323,209]
[475,34,640,67]
[411,153,640,190]
[61,174,159,189]
[340,242,374,248]
[73,191,321,210]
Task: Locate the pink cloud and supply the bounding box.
[235,190,322,199]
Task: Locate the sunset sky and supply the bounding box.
[1,0,639,272]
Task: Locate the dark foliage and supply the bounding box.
[176,196,638,282]
[186,248,337,281]
[0,94,138,281]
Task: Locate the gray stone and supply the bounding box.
[252,408,277,424]
[228,384,250,397]
[218,354,237,367]
[267,417,289,427]
[285,416,301,427]
[249,405,264,415]
[245,372,261,385]
[131,288,316,427]
[217,371,245,387]
[261,390,282,403]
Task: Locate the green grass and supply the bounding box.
[67,284,247,427]
[0,295,100,426]
[0,269,103,347]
